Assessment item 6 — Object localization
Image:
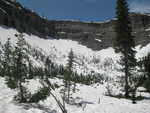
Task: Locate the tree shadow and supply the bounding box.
[69,97,94,107]
[144,97,150,100]
[79,101,94,105]
[17,103,57,113]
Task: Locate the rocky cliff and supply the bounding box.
[54,13,150,50]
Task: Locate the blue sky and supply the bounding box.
[18,0,150,22]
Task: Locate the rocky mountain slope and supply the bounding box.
[0,0,150,50]
[55,13,150,50]
[0,0,56,37]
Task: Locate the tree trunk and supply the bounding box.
[73,82,76,93]
[67,81,70,103]
[19,80,24,102]
[124,52,129,98]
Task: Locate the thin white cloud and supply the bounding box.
[130,1,150,13]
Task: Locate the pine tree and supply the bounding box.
[67,49,74,72]
[45,57,52,77]
[115,0,136,97]
[2,38,14,78]
[1,38,18,88]
[143,53,150,92]
[13,33,29,102]
[63,49,75,103]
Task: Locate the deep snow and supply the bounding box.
[0,77,150,113]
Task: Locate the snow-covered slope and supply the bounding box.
[0,26,150,113]
[0,77,150,113]
[0,26,149,76]
[0,26,120,77]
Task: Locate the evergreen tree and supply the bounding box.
[115,0,136,97]
[27,58,34,79]
[13,33,29,102]
[143,53,150,92]
[4,17,9,26]
[63,49,75,103]
[67,49,74,72]
[72,72,77,93]
[143,54,150,80]
[1,38,18,88]
[2,38,14,78]
[45,57,52,77]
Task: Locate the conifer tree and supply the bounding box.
[67,49,74,72]
[28,58,34,79]
[72,72,77,93]
[143,53,150,92]
[2,38,14,78]
[63,49,75,103]
[13,33,29,102]
[45,57,52,77]
[4,17,9,26]
[115,0,136,97]
[1,38,18,88]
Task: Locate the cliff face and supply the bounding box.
[0,0,150,51]
[0,0,56,37]
[54,13,150,50]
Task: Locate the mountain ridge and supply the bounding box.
[0,0,150,50]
